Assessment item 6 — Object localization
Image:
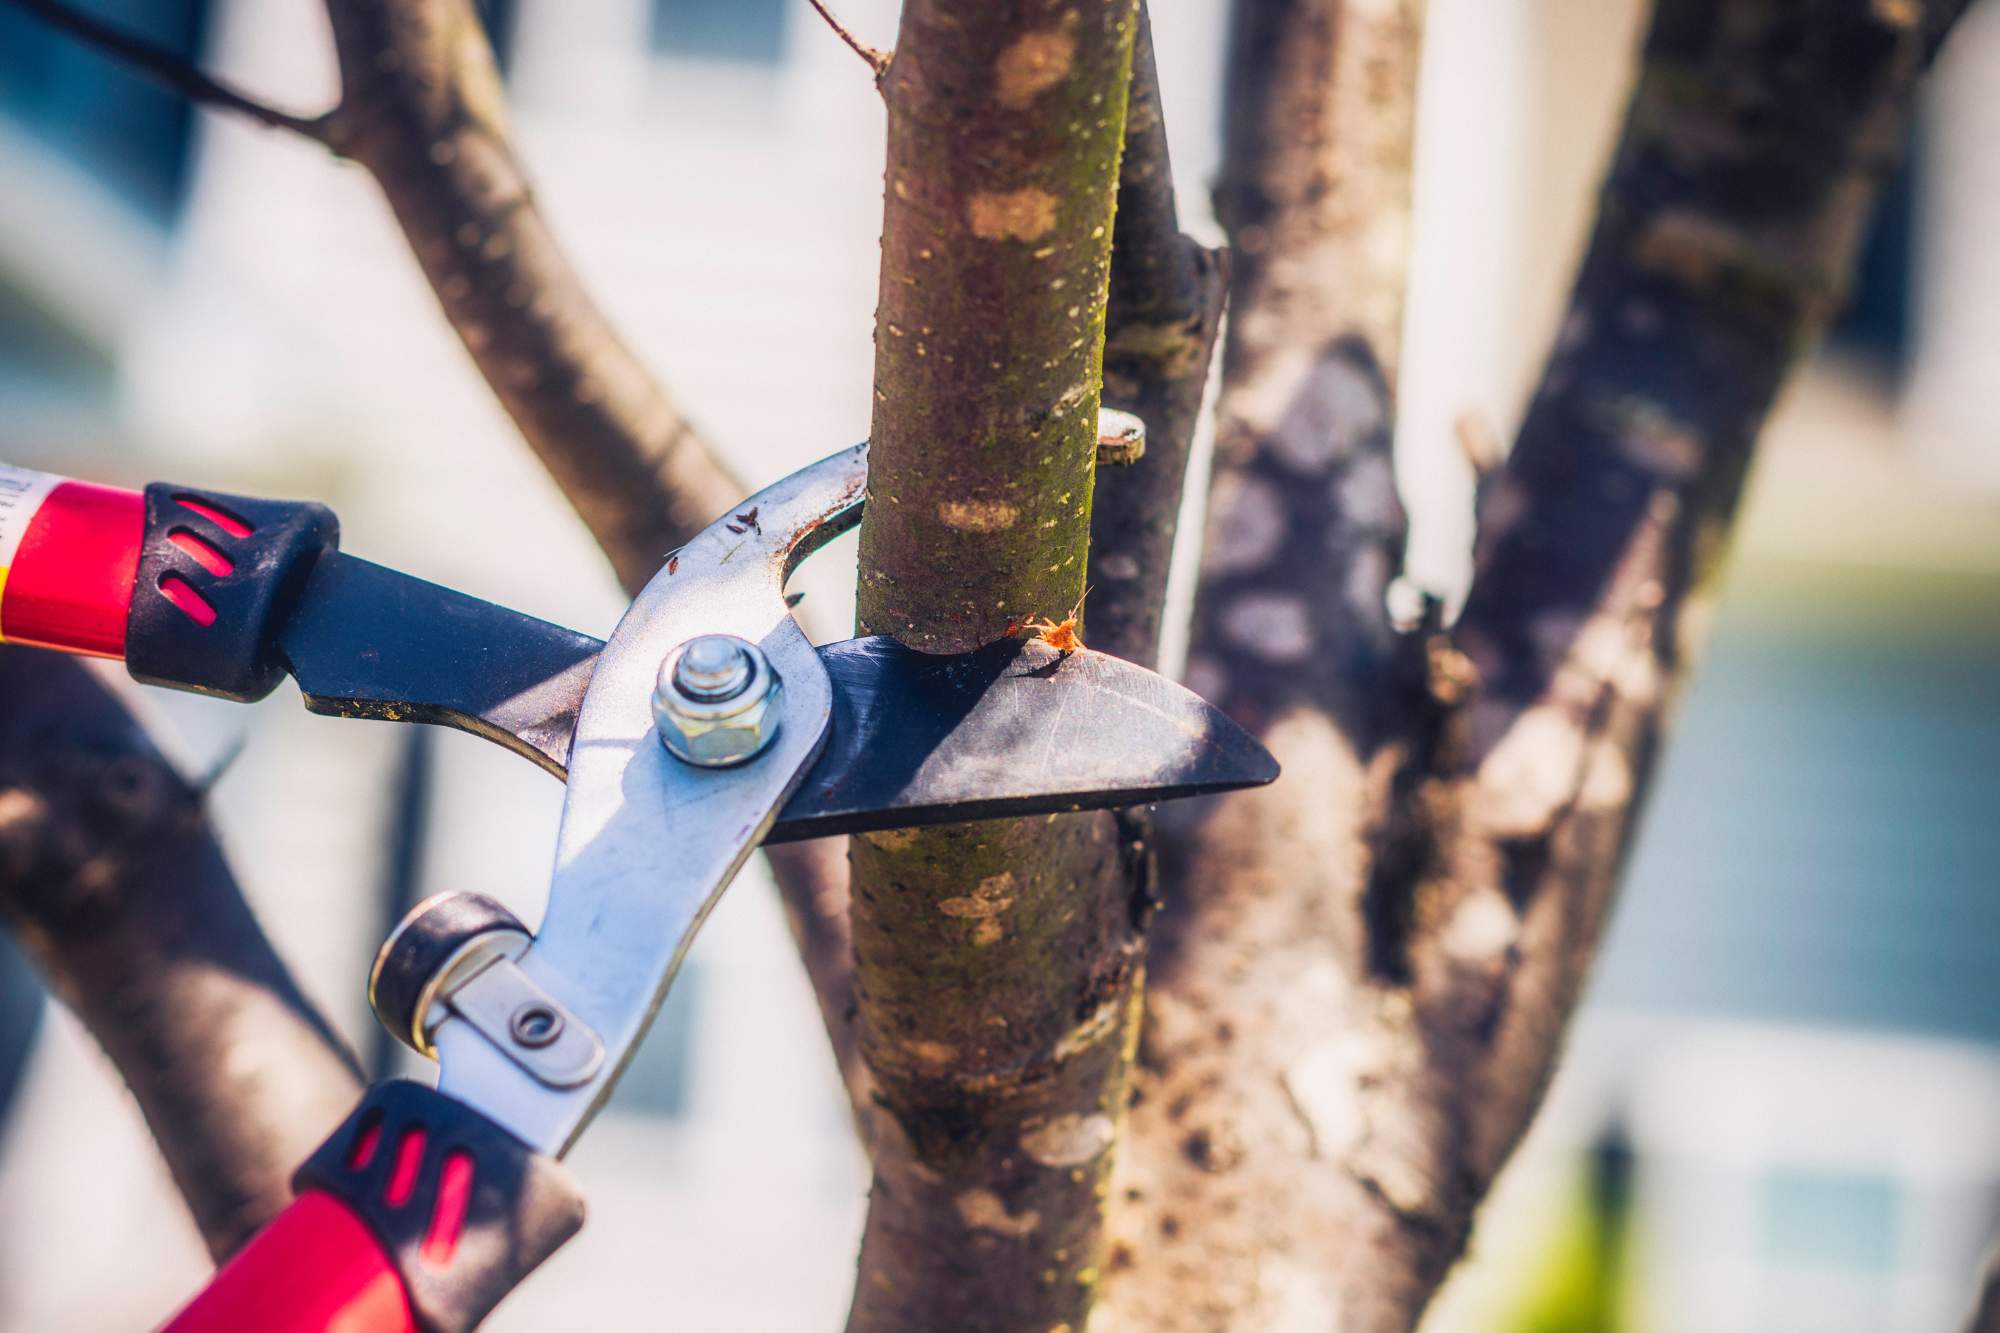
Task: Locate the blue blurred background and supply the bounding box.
[0,2,1996,1329]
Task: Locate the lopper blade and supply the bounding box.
[278,556,1277,837]
[778,634,1277,840]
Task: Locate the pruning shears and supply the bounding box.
[0,447,1276,1332]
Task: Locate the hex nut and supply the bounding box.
[652,635,784,767]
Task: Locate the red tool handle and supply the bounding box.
[0,462,343,700]
[162,1191,417,1333]
[0,465,143,658]
[162,1080,585,1333]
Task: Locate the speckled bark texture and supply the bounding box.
[322,0,743,594]
[0,653,362,1259]
[1100,3,1966,1330]
[847,3,1141,1330]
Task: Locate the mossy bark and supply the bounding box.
[856,0,1136,653]
[848,3,1142,1330]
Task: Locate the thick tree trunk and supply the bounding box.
[0,653,362,1259]
[1104,2,1967,1329]
[1105,2,1427,1326]
[845,4,1142,1330]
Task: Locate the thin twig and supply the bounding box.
[805,0,890,79]
[5,0,333,144]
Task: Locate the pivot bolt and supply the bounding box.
[652,634,783,767]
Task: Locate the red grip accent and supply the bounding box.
[1,480,142,657]
[162,1191,417,1333]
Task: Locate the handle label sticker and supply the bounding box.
[0,464,59,566]
[0,465,61,636]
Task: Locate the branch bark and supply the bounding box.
[11,0,746,592]
[0,652,362,1260]
[844,4,1141,1330]
[1085,5,1229,671]
[1966,1245,2000,1333]
[806,0,892,79]
[1107,2,1965,1329]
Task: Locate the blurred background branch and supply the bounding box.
[2,0,333,140]
[0,651,360,1259]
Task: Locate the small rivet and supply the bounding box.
[510,1003,563,1048]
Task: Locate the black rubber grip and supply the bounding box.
[370,893,527,1056]
[127,483,338,701]
[296,1080,585,1333]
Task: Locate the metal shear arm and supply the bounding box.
[432,445,867,1157]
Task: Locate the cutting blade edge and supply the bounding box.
[279,560,1276,834]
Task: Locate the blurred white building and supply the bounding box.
[0,2,1997,1329]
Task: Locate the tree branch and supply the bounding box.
[844,4,1141,1330]
[2,0,333,143]
[1086,4,1229,672]
[765,5,1232,1131]
[0,651,362,1260]
[1112,1,1969,1328]
[1417,0,1962,1282]
[1107,4,1425,1327]
[805,0,891,80]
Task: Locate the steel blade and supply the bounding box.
[280,552,600,776]
[774,635,1278,840]
[279,557,1276,832]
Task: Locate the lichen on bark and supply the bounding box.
[847,3,1143,1330]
